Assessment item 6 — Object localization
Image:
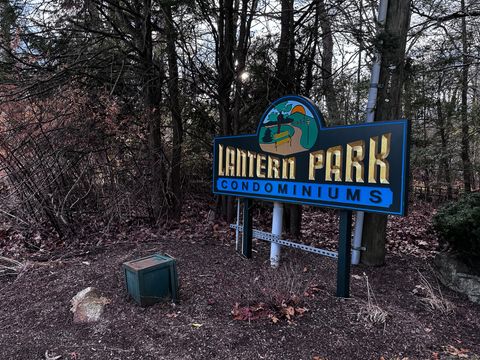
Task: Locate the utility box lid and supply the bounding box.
[123,253,178,306]
[125,254,173,271]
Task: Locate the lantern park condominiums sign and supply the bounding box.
[213,95,410,216]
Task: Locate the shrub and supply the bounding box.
[433,192,480,267]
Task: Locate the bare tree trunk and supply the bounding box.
[233,0,257,134]
[436,77,453,199]
[142,0,164,222]
[437,101,453,199]
[218,0,236,222]
[276,0,295,94]
[460,0,473,192]
[319,0,340,124]
[164,4,183,221]
[355,0,364,122]
[274,0,302,237]
[304,0,320,97]
[0,0,16,78]
[218,0,235,136]
[361,0,411,266]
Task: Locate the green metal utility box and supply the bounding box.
[123,253,178,306]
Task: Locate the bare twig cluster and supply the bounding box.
[414,269,453,314]
[0,256,25,276]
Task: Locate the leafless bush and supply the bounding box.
[0,85,170,237]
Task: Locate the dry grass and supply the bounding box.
[414,269,453,314]
[255,261,311,308]
[0,256,25,276]
[357,273,389,327]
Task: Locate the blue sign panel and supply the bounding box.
[213,95,410,215]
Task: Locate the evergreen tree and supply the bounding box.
[262,127,273,142]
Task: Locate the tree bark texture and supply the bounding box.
[217,0,237,223]
[304,0,320,97]
[460,0,473,192]
[164,4,183,221]
[436,76,454,199]
[319,0,340,124]
[274,0,301,236]
[275,0,295,96]
[233,0,257,135]
[142,0,165,222]
[218,0,236,136]
[361,0,411,266]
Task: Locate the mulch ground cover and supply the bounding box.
[0,198,479,360]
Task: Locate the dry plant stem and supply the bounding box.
[0,256,25,276]
[416,269,452,314]
[0,209,28,225]
[357,273,388,328]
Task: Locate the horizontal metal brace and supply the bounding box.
[230,224,281,241]
[230,224,338,259]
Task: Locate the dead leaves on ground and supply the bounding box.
[231,301,308,324]
[303,284,323,298]
[440,345,474,358]
[231,302,270,321]
[299,202,439,259]
[375,346,476,360]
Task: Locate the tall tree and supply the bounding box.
[140,0,166,222]
[233,0,257,134]
[275,0,295,96]
[460,0,474,192]
[273,0,303,237]
[163,3,183,221]
[361,0,411,266]
[319,0,340,123]
[217,0,236,137]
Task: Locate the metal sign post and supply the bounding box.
[241,198,252,258]
[337,210,352,297]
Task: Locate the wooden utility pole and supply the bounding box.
[361,0,411,266]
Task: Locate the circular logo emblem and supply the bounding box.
[258,99,319,156]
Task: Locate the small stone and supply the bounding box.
[70,287,110,323]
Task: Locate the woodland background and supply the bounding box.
[0,0,479,246]
[1,2,480,358]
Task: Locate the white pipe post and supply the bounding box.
[270,202,283,268]
[351,0,389,265]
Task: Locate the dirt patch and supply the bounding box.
[0,200,479,359]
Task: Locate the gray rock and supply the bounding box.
[434,252,480,304]
[70,287,111,323]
